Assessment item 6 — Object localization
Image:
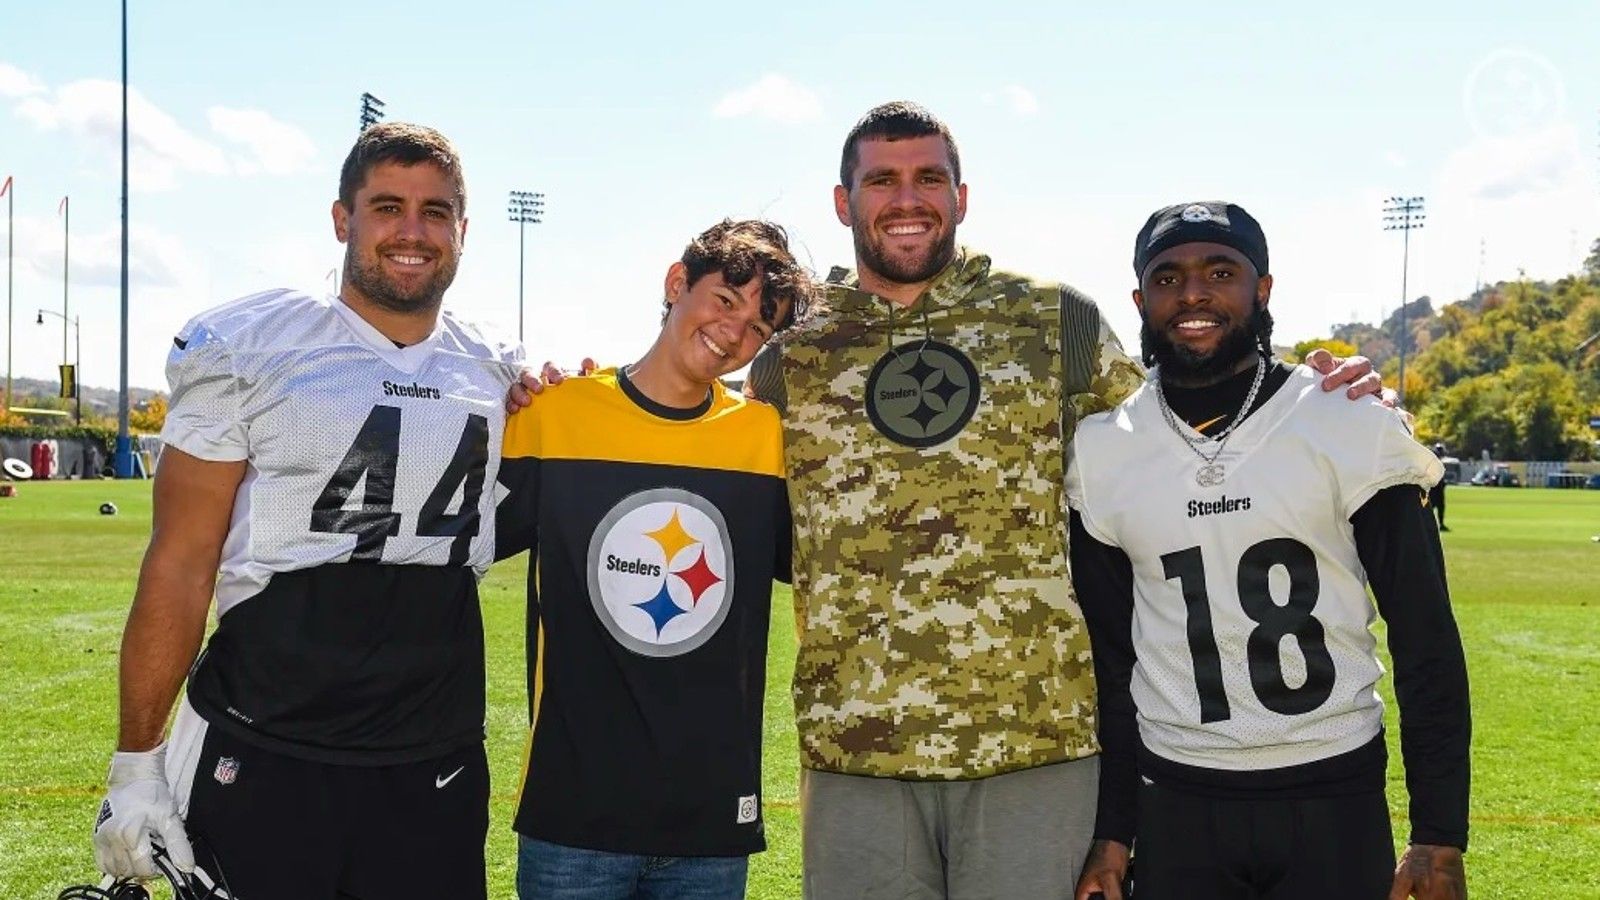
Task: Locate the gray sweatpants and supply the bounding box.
[800,756,1099,900]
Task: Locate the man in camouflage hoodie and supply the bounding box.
[746,102,1376,899]
[742,101,1138,899]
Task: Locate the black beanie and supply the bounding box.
[1133,202,1268,279]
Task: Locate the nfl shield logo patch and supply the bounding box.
[213,756,240,786]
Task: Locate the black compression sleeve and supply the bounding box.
[773,491,793,585]
[1351,484,1471,849]
[1070,510,1140,846]
[495,456,540,561]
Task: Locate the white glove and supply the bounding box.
[92,743,196,878]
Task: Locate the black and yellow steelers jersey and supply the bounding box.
[497,367,790,856]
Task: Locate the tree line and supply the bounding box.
[1297,240,1600,462]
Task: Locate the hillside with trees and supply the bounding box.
[1307,245,1600,462]
[1,377,165,432]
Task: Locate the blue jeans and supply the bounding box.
[516,835,749,900]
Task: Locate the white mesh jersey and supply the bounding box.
[163,288,523,614]
[1066,365,1441,772]
[161,288,523,763]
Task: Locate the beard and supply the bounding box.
[851,207,957,286]
[1142,301,1274,385]
[342,227,459,315]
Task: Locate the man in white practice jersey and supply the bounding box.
[1069,202,1469,900]
[91,122,521,900]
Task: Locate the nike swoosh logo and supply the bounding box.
[435,766,465,789]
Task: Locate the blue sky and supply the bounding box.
[4,1,1599,394]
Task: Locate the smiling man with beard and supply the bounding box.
[740,104,1387,899]
[1067,202,1470,900]
[91,123,522,900]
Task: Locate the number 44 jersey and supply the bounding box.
[1065,366,1441,772]
[162,289,523,765]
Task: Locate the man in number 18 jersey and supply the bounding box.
[91,123,521,899]
[1067,202,1470,900]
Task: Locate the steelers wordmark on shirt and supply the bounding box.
[587,488,736,658]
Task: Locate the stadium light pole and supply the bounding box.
[359,92,386,131]
[3,175,12,415]
[507,190,545,344]
[36,308,81,423]
[59,196,70,371]
[114,0,133,477]
[1382,196,1426,407]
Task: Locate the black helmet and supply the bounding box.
[58,839,232,900]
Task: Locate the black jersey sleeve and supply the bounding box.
[1070,509,1140,847]
[774,490,793,585]
[496,446,543,727]
[496,426,541,561]
[1351,484,1471,850]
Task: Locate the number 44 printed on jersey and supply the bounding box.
[310,405,490,566]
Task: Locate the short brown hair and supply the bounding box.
[839,101,961,189]
[674,219,813,332]
[338,122,467,214]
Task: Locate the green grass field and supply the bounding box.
[2,481,1598,898]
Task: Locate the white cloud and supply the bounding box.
[208,106,318,176]
[0,61,45,98]
[1429,124,1598,296]
[982,85,1039,117]
[1437,124,1583,203]
[15,78,229,191]
[711,74,823,125]
[8,72,316,189]
[90,225,205,289]
[9,214,199,289]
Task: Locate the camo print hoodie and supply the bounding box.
[747,246,1146,779]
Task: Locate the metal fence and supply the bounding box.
[1457,459,1600,486]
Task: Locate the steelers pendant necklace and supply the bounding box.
[1154,352,1267,486]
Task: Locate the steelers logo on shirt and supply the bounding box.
[587,488,735,658]
[865,340,980,448]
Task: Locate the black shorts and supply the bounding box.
[1132,779,1395,900]
[176,710,489,900]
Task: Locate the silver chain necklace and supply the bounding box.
[1153,352,1268,487]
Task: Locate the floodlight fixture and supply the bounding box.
[359,92,387,131]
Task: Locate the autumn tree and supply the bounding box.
[129,394,168,434]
